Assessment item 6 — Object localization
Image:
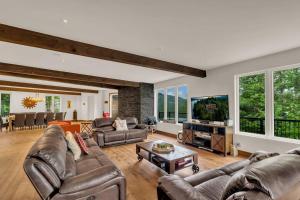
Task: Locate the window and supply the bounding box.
[239,73,265,134]
[53,96,61,112]
[167,88,176,121]
[274,67,300,139]
[157,89,165,121]
[45,96,52,112]
[1,93,10,116]
[178,86,188,123]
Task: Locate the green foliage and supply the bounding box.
[1,93,10,117]
[239,73,265,118]
[45,96,52,112]
[239,67,300,138]
[274,68,300,120]
[54,96,61,112]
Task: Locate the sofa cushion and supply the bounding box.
[104,131,126,143]
[219,160,250,175]
[125,117,138,129]
[126,129,146,140]
[65,132,81,160]
[195,175,231,200]
[74,132,89,155]
[248,150,279,164]
[28,125,67,179]
[222,153,300,200]
[184,169,225,186]
[65,151,76,179]
[94,118,114,131]
[115,119,128,131]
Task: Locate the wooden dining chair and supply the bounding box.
[25,113,35,129]
[13,113,26,130]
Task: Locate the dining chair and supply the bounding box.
[25,113,35,129]
[55,112,64,121]
[35,112,46,128]
[13,113,26,130]
[45,112,55,125]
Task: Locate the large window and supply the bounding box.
[274,67,300,139]
[1,93,10,116]
[239,73,265,134]
[157,89,165,121]
[46,96,61,112]
[167,88,176,120]
[178,86,188,123]
[237,66,300,141]
[45,96,53,112]
[53,96,61,112]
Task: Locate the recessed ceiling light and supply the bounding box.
[63,19,68,24]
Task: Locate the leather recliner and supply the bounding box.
[24,125,126,200]
[92,117,148,147]
[157,149,300,200]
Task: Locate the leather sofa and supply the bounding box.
[157,149,300,200]
[24,125,126,200]
[92,117,147,147]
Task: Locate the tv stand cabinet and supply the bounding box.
[182,122,233,156]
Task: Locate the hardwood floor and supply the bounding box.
[0,130,245,200]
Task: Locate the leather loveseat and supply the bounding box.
[158,149,300,200]
[24,125,126,200]
[92,117,147,147]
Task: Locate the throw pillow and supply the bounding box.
[65,131,81,160]
[74,132,89,154]
[112,117,121,128]
[115,119,128,131]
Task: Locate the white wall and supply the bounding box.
[0,89,117,120]
[155,47,300,153]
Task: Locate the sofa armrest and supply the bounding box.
[158,175,209,200]
[136,124,146,129]
[92,132,105,147]
[80,132,90,140]
[60,165,121,194]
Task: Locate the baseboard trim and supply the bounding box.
[238,150,251,157]
[156,130,177,138]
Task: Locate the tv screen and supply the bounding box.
[191,95,229,122]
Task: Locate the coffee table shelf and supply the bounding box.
[136,140,199,174]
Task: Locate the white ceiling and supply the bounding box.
[1,0,300,84]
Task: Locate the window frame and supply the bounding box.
[177,85,188,123]
[155,84,188,124]
[235,64,300,143]
[236,70,267,136]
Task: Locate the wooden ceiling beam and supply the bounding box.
[0,86,81,96]
[0,80,98,94]
[0,62,138,88]
[0,23,206,78]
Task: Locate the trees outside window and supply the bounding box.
[1,93,10,116]
[274,67,300,139]
[54,96,61,112]
[45,96,52,112]
[157,89,165,121]
[237,66,300,140]
[178,86,188,123]
[239,73,265,134]
[167,88,176,120]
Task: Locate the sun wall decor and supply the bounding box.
[22,97,38,109]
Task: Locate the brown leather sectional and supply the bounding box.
[157,150,300,200]
[92,117,148,147]
[23,125,126,200]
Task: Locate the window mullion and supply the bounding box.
[265,71,273,138]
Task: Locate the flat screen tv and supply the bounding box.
[191,95,229,122]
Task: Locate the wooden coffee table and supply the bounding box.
[136,140,199,174]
